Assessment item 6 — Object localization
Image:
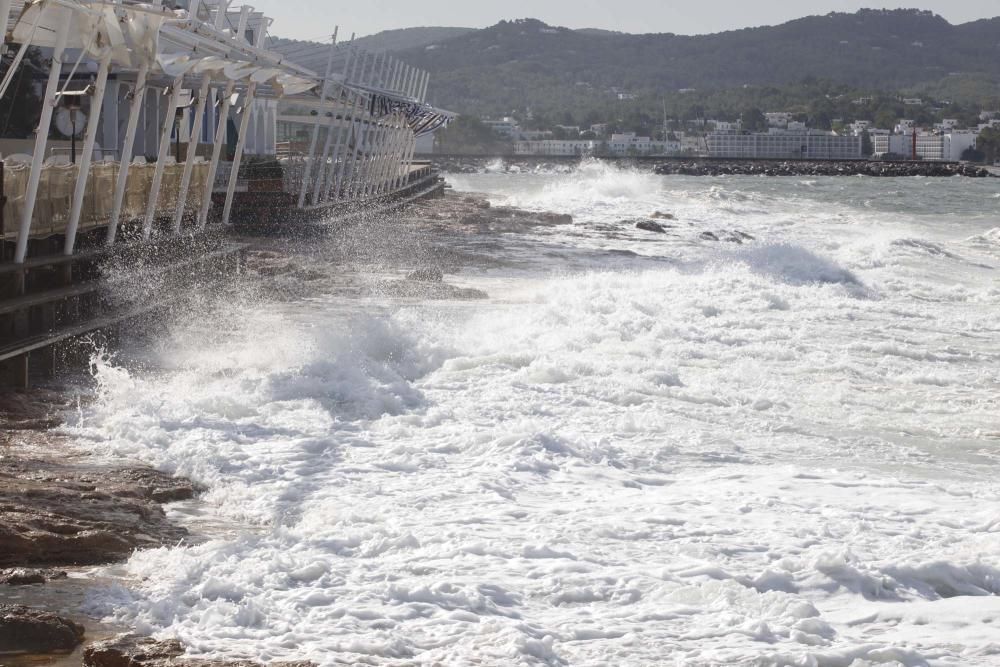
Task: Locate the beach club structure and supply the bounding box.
[0,0,453,386]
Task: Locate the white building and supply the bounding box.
[895,119,916,134]
[850,120,872,136]
[872,132,977,161]
[513,140,596,156]
[765,112,794,128]
[709,120,741,133]
[482,117,520,138]
[707,132,862,160]
[514,134,679,157]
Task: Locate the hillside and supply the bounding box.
[393,11,1000,114]
[270,27,474,74]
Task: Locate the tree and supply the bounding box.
[861,129,873,156]
[961,147,986,163]
[436,116,508,155]
[741,107,767,132]
[975,127,1000,164]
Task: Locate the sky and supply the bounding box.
[251,0,999,42]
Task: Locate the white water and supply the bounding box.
[69,162,1000,666]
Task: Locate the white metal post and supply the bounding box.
[0,1,12,40]
[197,80,234,228]
[321,38,357,203]
[106,63,149,246]
[171,75,211,233]
[213,0,231,29]
[363,54,391,196]
[63,50,112,255]
[221,81,256,226]
[419,70,429,102]
[344,53,371,199]
[400,132,416,189]
[297,29,338,208]
[142,75,184,239]
[14,11,69,264]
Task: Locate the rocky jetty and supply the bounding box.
[654,160,994,178]
[84,636,316,667]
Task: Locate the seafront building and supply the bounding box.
[871,132,977,161]
[706,131,862,160]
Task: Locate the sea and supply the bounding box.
[63,161,1000,666]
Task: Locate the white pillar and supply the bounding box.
[198,80,235,228]
[106,63,150,246]
[64,49,112,255]
[328,88,359,201]
[14,10,69,264]
[221,82,256,226]
[419,70,430,102]
[171,75,211,233]
[297,32,338,207]
[343,52,371,200]
[142,75,184,239]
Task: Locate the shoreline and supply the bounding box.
[0,192,565,666]
[432,155,996,177]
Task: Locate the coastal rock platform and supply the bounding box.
[84,636,316,667]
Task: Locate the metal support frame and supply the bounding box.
[64,49,111,255]
[142,74,184,239]
[297,29,338,208]
[107,63,150,246]
[14,9,70,264]
[327,42,364,201]
[171,75,211,233]
[221,81,256,226]
[197,80,234,228]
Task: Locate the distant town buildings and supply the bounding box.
[514,133,679,157]
[476,103,996,162]
[482,117,520,138]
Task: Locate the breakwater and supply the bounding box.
[431,155,996,177]
[653,159,994,177]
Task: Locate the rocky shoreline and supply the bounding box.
[0,390,319,666]
[653,159,994,178]
[431,155,996,178]
[0,192,584,666]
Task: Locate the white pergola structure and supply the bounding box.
[0,0,452,264]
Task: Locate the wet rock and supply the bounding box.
[0,568,67,585]
[731,230,756,241]
[406,268,444,283]
[0,461,194,567]
[636,221,668,234]
[699,231,720,242]
[650,211,675,220]
[538,212,573,225]
[84,636,316,667]
[0,605,84,653]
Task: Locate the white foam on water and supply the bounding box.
[69,164,1000,666]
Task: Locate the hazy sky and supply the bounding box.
[252,1,999,42]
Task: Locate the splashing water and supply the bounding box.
[67,163,1000,666]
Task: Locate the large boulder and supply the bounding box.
[636,221,668,234]
[0,605,84,653]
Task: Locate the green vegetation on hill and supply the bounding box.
[390,11,1000,116]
